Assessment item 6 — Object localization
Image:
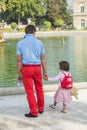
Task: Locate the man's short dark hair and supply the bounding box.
[59,61,70,71]
[25,24,36,34]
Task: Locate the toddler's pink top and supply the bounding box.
[48,71,71,89]
[48,71,72,104]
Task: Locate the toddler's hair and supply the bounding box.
[59,61,70,71]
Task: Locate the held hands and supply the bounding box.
[43,73,48,80]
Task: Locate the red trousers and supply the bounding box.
[22,65,44,116]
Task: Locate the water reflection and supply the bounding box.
[0,36,87,87]
[41,36,87,84]
[0,40,18,87]
[73,35,87,81]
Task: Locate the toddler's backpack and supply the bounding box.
[61,72,73,89]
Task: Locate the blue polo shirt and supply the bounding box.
[16,34,45,64]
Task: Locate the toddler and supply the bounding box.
[47,61,72,113]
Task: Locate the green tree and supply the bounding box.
[0,1,6,22]
[46,0,59,24]
[58,0,72,25]
[45,0,72,26]
[0,1,6,11]
[2,0,45,24]
[1,0,72,27]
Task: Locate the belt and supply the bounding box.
[22,64,40,67]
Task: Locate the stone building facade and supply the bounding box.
[73,0,87,29]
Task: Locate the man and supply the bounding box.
[16,25,47,117]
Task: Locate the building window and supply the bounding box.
[80,3,85,13]
[81,19,85,27]
[80,5,84,12]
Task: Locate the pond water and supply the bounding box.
[0,35,87,87]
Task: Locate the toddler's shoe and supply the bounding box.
[49,104,56,109]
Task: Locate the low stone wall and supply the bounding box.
[4,31,87,39]
[0,82,87,96]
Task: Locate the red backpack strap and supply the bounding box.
[60,72,66,83]
[60,72,69,83]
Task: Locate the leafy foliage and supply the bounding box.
[0,0,73,28]
[54,19,64,27]
[0,1,6,11]
[10,22,17,30]
[1,0,45,24]
[43,21,52,30]
[46,0,72,26]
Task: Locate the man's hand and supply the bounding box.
[17,75,22,81]
[43,73,48,80]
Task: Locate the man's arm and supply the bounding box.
[41,54,48,80]
[16,55,22,75]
